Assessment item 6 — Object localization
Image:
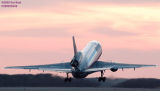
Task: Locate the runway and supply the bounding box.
[0,87,159,91]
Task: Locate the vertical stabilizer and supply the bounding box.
[72,36,77,56]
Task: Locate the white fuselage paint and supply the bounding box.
[78,40,102,72]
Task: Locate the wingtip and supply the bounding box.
[4,67,9,69]
[4,66,14,69]
[155,64,159,67]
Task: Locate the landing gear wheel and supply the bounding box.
[102,77,106,82]
[98,77,106,82]
[64,77,72,82]
[98,77,101,82]
[64,78,68,82]
[68,77,72,82]
[64,73,72,82]
[98,71,106,82]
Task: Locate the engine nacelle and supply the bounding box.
[70,59,79,67]
[110,67,118,72]
[70,52,82,67]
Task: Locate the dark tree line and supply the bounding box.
[114,78,160,88]
[0,74,160,88]
[0,74,99,87]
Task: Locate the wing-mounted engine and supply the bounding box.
[110,67,118,72]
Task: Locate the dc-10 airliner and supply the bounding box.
[5,36,156,82]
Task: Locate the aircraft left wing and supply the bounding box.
[85,61,157,72]
[5,62,72,73]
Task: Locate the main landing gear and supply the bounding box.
[98,71,106,82]
[64,73,72,82]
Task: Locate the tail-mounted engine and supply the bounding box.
[71,36,82,68]
[70,52,82,68]
[70,57,79,67]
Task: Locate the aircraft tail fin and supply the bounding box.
[72,36,77,56]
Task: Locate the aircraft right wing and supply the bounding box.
[5,62,72,73]
[85,61,157,72]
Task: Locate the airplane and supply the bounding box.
[5,36,157,82]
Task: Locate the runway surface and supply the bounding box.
[0,87,159,91]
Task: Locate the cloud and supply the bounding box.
[101,48,160,64]
[92,27,138,37]
[0,28,70,37]
[22,0,160,9]
[78,0,160,4]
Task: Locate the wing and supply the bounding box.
[5,62,72,73]
[85,61,157,72]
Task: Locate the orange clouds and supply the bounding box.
[1,2,160,50]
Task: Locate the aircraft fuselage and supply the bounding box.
[71,40,102,78]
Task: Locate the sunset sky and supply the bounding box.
[0,0,160,78]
